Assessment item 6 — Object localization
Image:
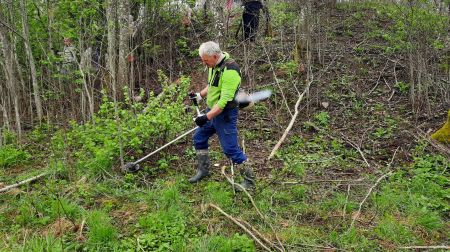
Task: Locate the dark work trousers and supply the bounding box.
[243,1,263,41]
[193,107,247,164]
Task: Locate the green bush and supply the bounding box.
[62,75,190,177]
[0,145,30,168]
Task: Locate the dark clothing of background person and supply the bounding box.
[242,0,263,41]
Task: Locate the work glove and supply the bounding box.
[188,91,202,104]
[195,114,209,127]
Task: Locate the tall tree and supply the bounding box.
[106,0,118,99]
[0,2,22,138]
[118,0,131,96]
[20,0,43,123]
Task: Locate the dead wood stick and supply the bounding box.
[268,80,311,160]
[76,218,86,241]
[397,245,450,250]
[413,128,450,157]
[339,133,370,168]
[349,171,392,228]
[280,177,364,185]
[368,61,388,95]
[221,166,285,252]
[267,52,341,160]
[206,203,272,252]
[349,147,399,229]
[0,172,47,193]
[239,218,283,252]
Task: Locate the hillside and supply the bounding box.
[0,1,449,251]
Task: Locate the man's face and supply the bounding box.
[200,54,219,68]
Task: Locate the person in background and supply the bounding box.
[242,0,263,41]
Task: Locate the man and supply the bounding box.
[242,0,263,41]
[59,38,77,74]
[189,41,255,190]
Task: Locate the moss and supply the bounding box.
[431,110,450,144]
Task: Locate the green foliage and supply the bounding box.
[0,145,30,168]
[360,2,449,53]
[86,210,117,247]
[193,233,255,252]
[124,206,187,251]
[22,235,64,252]
[204,181,234,210]
[394,81,410,94]
[1,129,17,145]
[268,1,298,30]
[277,60,299,77]
[374,214,416,245]
[14,195,81,228]
[373,151,448,238]
[329,227,377,250]
[314,111,330,127]
[63,75,190,177]
[320,192,357,213]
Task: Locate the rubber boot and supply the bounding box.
[188,149,210,183]
[236,162,256,191]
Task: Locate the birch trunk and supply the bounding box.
[106,0,118,99]
[118,0,131,98]
[20,0,43,123]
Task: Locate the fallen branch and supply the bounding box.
[206,203,271,252]
[397,245,450,250]
[280,178,364,185]
[268,79,311,160]
[413,128,450,157]
[221,166,285,252]
[349,171,392,228]
[339,133,370,168]
[267,53,340,160]
[0,172,47,193]
[349,147,399,229]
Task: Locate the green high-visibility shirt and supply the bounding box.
[206,52,241,110]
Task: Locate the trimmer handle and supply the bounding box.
[189,92,202,116]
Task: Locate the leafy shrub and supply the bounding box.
[62,75,190,176]
[0,145,30,168]
[314,111,330,127]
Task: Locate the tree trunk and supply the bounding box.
[0,6,22,138]
[106,0,118,99]
[118,0,131,98]
[20,0,43,123]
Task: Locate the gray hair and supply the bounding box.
[199,41,222,57]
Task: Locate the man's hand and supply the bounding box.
[188,91,202,104]
[195,114,209,127]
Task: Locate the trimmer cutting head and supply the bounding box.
[123,162,140,173]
